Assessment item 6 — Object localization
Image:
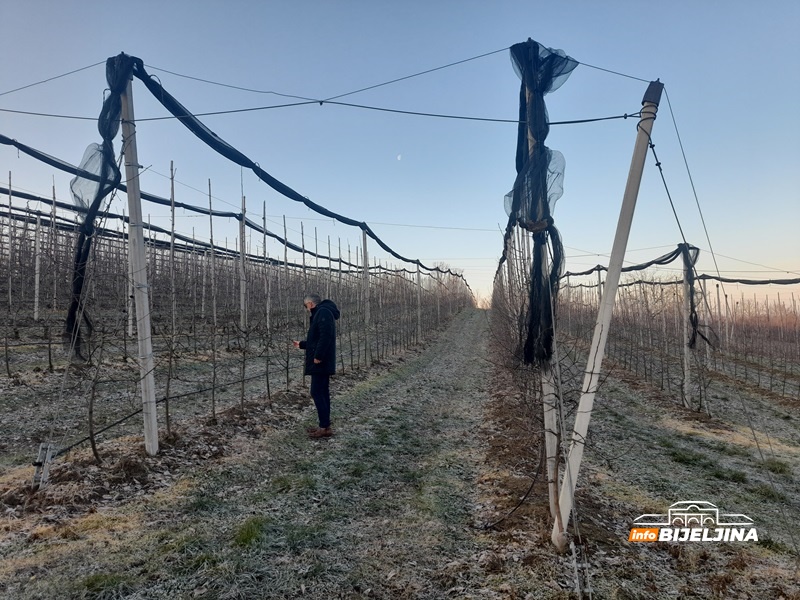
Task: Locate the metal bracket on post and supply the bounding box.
[32,443,56,489]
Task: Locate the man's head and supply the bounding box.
[303,293,322,311]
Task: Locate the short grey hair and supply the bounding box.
[304,293,322,305]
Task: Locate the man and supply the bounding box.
[293,293,340,438]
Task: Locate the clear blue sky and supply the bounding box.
[2,0,798,302]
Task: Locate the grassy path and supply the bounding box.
[5,307,798,599]
[2,308,498,599]
[222,306,493,598]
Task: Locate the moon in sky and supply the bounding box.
[397,154,402,161]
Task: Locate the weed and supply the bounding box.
[294,459,316,473]
[727,550,749,571]
[375,428,391,445]
[757,535,791,554]
[282,522,330,553]
[709,467,747,483]
[271,474,295,492]
[82,572,131,595]
[157,531,198,555]
[400,467,424,486]
[188,552,219,570]
[762,458,792,476]
[184,494,217,513]
[708,572,735,598]
[347,462,369,477]
[699,439,751,458]
[234,515,270,547]
[271,473,316,493]
[668,448,710,467]
[748,483,787,502]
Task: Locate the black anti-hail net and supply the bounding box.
[503,38,577,365]
[64,54,130,360]
[63,53,471,359]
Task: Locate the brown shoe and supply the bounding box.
[307,422,332,433]
[306,421,332,433]
[308,427,333,439]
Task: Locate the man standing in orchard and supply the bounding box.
[293,293,340,438]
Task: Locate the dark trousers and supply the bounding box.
[310,374,331,428]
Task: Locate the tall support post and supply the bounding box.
[169,162,177,338]
[505,234,516,308]
[208,182,219,417]
[436,270,441,328]
[200,248,207,320]
[165,160,177,436]
[338,238,343,292]
[362,229,370,364]
[263,202,270,331]
[283,216,290,389]
[701,279,711,365]
[314,227,319,278]
[724,294,731,346]
[125,208,134,337]
[238,193,248,410]
[416,263,422,343]
[120,76,158,456]
[716,284,723,350]
[596,269,603,307]
[263,202,272,402]
[327,236,332,299]
[552,81,663,551]
[239,194,247,331]
[6,173,13,323]
[301,222,307,285]
[542,328,560,526]
[51,182,58,312]
[681,259,693,409]
[34,216,41,321]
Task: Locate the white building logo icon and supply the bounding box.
[629,501,757,543]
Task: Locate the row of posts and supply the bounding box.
[113,75,439,456]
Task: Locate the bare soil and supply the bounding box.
[1,308,798,599]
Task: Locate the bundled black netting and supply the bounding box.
[53,50,473,358]
[563,244,693,278]
[562,243,712,349]
[503,38,577,365]
[679,242,711,349]
[64,54,134,360]
[123,56,465,283]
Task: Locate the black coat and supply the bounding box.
[299,299,340,375]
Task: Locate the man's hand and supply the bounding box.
[313,358,321,364]
[292,340,300,349]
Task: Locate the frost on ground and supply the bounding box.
[1,308,798,599]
